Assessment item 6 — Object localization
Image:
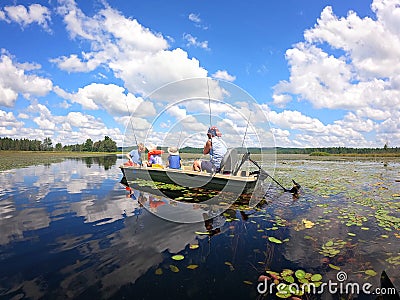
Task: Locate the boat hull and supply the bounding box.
[120,166,258,194]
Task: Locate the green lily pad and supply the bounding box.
[171,254,184,261]
[295,269,306,279]
[365,269,377,276]
[268,237,283,244]
[169,265,179,272]
[311,274,322,281]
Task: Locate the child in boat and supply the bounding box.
[167,146,181,169]
[146,144,164,168]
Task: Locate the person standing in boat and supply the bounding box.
[126,143,145,166]
[167,146,182,169]
[193,126,227,173]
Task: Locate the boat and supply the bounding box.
[120,165,259,194]
[120,149,260,195]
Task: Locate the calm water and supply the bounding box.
[0,156,399,299]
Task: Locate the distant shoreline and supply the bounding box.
[1,151,399,172]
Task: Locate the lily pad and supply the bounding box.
[311,274,322,281]
[171,254,184,261]
[187,264,199,270]
[169,265,179,272]
[268,237,283,244]
[365,269,377,276]
[295,269,306,279]
[329,264,341,270]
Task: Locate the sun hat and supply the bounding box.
[168,146,179,155]
[146,143,157,151]
[207,126,222,137]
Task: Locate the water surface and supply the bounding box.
[0,156,399,299]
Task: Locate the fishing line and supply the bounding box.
[207,78,212,128]
[124,99,139,147]
[241,112,252,149]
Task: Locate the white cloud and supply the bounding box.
[183,33,209,50]
[212,70,236,82]
[0,110,22,128]
[188,12,208,30]
[273,1,400,122]
[1,4,51,31]
[0,53,53,107]
[54,1,209,96]
[54,83,156,117]
[188,13,201,23]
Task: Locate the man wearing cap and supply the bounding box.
[193,126,227,173]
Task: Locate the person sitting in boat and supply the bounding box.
[146,144,164,168]
[167,146,181,169]
[193,126,227,173]
[125,143,145,166]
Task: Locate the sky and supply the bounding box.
[1,0,400,149]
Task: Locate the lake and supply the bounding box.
[0,155,399,299]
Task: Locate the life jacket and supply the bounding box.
[147,149,164,161]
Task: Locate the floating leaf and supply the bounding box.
[294,269,306,279]
[169,265,179,272]
[283,275,294,283]
[268,237,283,244]
[365,269,377,276]
[195,231,210,235]
[325,240,334,247]
[155,268,163,275]
[276,292,291,298]
[311,274,322,281]
[187,264,198,270]
[329,264,341,270]
[189,244,199,250]
[172,254,184,261]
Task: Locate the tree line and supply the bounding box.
[275,145,400,155]
[0,136,117,152]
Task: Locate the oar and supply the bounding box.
[248,156,300,194]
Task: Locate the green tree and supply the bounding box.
[83,139,94,151]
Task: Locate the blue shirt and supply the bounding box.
[168,155,181,169]
[129,149,142,165]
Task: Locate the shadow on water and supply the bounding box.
[0,158,399,299]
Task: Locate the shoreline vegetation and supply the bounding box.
[1,150,399,172]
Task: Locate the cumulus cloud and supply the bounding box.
[54,83,156,117]
[212,70,236,82]
[0,4,51,31]
[54,0,208,96]
[273,1,400,120]
[0,53,53,107]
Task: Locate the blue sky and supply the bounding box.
[1,0,399,148]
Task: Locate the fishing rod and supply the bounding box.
[207,78,212,128]
[124,99,139,147]
[248,156,301,194]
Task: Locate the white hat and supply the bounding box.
[146,143,157,151]
[168,146,179,155]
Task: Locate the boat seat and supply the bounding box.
[219,148,239,175]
